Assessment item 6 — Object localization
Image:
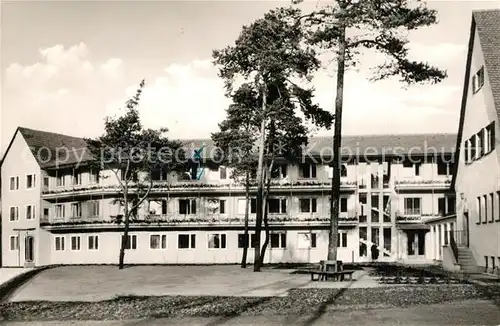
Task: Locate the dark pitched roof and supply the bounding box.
[474,10,500,121]
[2,127,456,169]
[451,10,500,189]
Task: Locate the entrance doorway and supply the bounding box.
[25,236,34,264]
[407,231,425,256]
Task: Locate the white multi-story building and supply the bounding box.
[1,127,457,267]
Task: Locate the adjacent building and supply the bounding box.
[1,127,457,267]
[453,9,500,274]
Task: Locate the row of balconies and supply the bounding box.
[39,213,360,229]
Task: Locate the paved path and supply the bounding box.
[0,268,33,286]
[8,266,377,302]
[3,300,500,325]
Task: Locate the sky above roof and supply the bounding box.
[2,0,500,157]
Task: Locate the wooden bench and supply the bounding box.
[300,269,356,281]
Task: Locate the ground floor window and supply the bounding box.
[122,234,137,250]
[237,233,257,248]
[150,234,167,249]
[55,236,65,251]
[208,233,226,249]
[178,234,196,249]
[71,236,81,251]
[383,228,391,256]
[359,227,367,257]
[270,233,286,248]
[88,235,99,250]
[10,235,19,250]
[337,232,347,248]
[297,232,317,249]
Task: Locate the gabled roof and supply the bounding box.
[1,127,457,170]
[474,10,500,120]
[451,9,500,189]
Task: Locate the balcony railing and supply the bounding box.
[394,178,451,190]
[40,213,359,227]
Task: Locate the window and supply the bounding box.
[404,198,421,215]
[251,198,257,214]
[470,134,477,161]
[337,232,348,248]
[437,158,452,175]
[89,169,100,184]
[56,174,65,187]
[55,236,65,251]
[178,234,196,249]
[219,166,227,179]
[122,235,137,250]
[71,203,82,217]
[72,171,82,185]
[88,235,99,250]
[371,195,379,222]
[43,176,50,188]
[238,234,258,248]
[299,163,316,179]
[26,174,36,189]
[271,165,287,179]
[179,199,196,215]
[150,234,167,249]
[90,201,100,217]
[414,163,421,176]
[268,198,287,214]
[9,176,19,190]
[297,232,317,249]
[497,191,500,222]
[472,66,485,93]
[340,164,347,177]
[9,207,19,221]
[340,197,348,213]
[464,140,470,163]
[359,193,367,223]
[477,131,484,157]
[208,233,226,249]
[70,236,81,251]
[490,193,495,223]
[219,200,226,214]
[270,233,286,248]
[10,236,19,250]
[43,208,49,219]
[300,198,317,213]
[484,195,489,224]
[55,204,65,218]
[26,205,35,220]
[486,122,495,154]
[477,196,482,223]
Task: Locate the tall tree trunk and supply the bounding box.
[254,83,267,272]
[259,160,274,267]
[241,171,250,268]
[119,191,129,270]
[327,22,347,271]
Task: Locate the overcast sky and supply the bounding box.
[2,0,500,156]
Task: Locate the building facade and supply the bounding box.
[1,128,457,267]
[453,10,500,274]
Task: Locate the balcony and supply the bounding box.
[396,213,443,223]
[40,213,359,229]
[394,177,451,191]
[41,180,358,199]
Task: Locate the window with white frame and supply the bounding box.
[472,66,485,93]
[268,198,287,214]
[299,163,317,179]
[150,234,167,249]
[271,165,287,179]
[90,201,100,217]
[340,197,348,213]
[337,232,348,248]
[26,205,35,220]
[56,174,65,187]
[404,198,421,215]
[10,235,19,250]
[477,196,482,223]
[299,198,317,213]
[89,169,100,184]
[237,233,257,248]
[55,236,65,251]
[9,176,19,190]
[270,232,287,248]
[464,140,470,163]
[179,199,196,215]
[486,122,496,154]
[43,176,50,188]
[72,171,82,185]
[70,236,81,250]
[297,232,317,249]
[71,203,82,217]
[88,235,99,250]
[490,193,494,223]
[219,166,227,179]
[9,207,19,221]
[122,234,137,250]
[178,234,196,249]
[26,174,36,189]
[208,233,226,249]
[55,204,65,218]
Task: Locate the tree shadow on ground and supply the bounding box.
[300,286,349,326]
[204,296,273,326]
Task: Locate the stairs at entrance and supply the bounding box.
[456,247,483,274]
